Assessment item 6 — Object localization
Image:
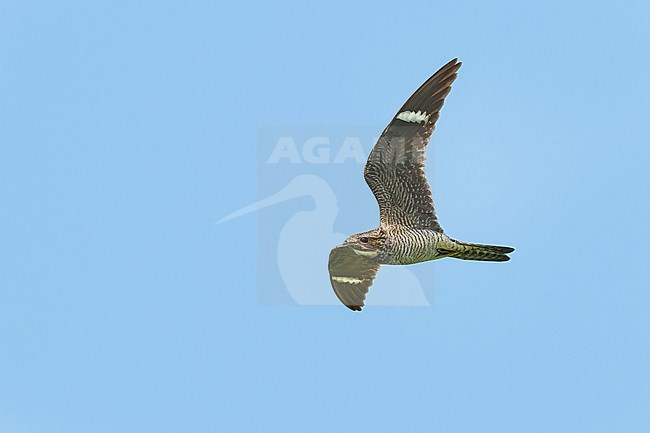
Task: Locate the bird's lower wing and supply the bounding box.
[328,245,381,311]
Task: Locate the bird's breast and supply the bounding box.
[380,228,445,265]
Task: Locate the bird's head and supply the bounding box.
[344,228,386,258]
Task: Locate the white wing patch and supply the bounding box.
[331,276,364,284]
[396,110,429,123]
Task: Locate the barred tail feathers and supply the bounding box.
[448,240,514,262]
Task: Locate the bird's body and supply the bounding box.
[328,59,514,311]
[383,227,446,265]
[361,226,447,265]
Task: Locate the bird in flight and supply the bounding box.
[328,58,514,311]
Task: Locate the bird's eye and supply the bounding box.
[360,237,369,243]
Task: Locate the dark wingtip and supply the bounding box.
[347,305,363,312]
[441,58,462,75]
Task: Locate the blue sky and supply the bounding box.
[1,1,649,432]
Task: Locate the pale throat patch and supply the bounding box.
[353,248,379,258]
[331,276,364,284]
[396,110,429,123]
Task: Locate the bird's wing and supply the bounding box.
[328,245,381,311]
[364,58,461,231]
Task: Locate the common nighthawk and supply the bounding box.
[328,58,514,311]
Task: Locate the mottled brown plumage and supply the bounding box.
[328,59,514,311]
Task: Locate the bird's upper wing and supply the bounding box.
[364,58,461,231]
[328,245,381,311]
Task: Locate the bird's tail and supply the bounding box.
[447,239,514,262]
